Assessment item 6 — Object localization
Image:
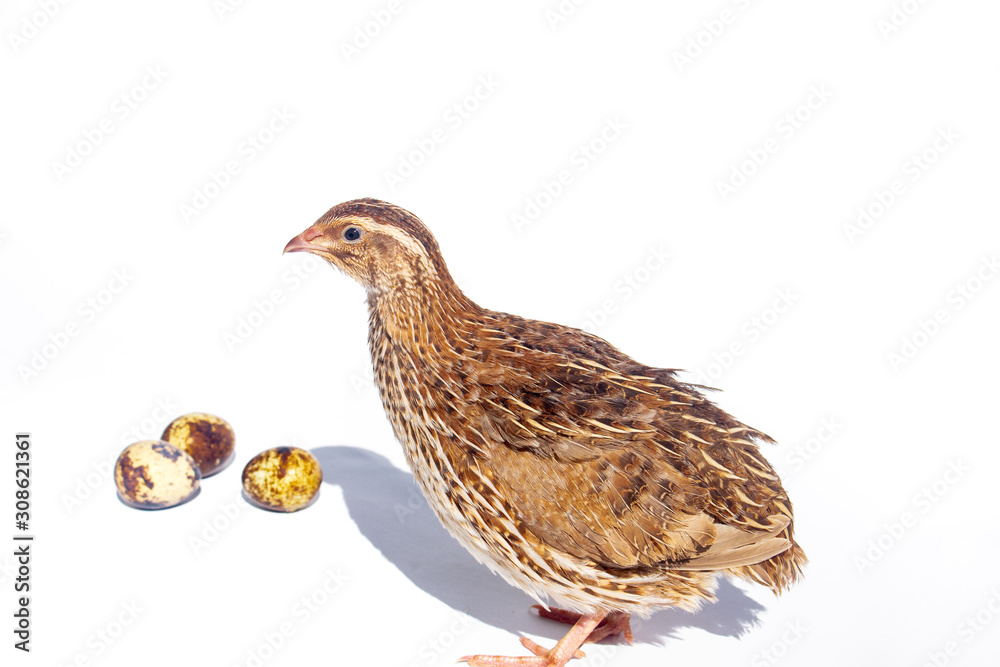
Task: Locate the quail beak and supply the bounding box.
[283,225,326,256]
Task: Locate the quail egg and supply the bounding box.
[115,440,201,509]
[161,412,235,477]
[242,447,322,512]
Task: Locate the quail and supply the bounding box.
[284,198,805,666]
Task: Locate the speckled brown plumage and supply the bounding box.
[284,198,806,666]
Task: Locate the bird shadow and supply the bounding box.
[314,445,767,644]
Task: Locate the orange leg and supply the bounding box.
[532,606,633,645]
[460,612,603,667]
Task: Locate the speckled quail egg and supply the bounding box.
[115,440,201,509]
[161,412,235,477]
[241,447,322,512]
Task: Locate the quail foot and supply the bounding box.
[284,199,806,667]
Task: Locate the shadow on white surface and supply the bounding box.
[315,445,768,644]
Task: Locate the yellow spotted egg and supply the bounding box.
[115,440,201,509]
[242,447,322,512]
[161,412,235,477]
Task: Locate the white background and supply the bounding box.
[2,1,999,666]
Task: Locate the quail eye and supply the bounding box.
[343,226,363,243]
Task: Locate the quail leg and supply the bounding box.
[460,612,603,667]
[532,606,633,644]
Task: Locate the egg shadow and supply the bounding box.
[313,445,768,644]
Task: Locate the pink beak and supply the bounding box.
[283,226,324,255]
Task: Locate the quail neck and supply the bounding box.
[364,249,480,362]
